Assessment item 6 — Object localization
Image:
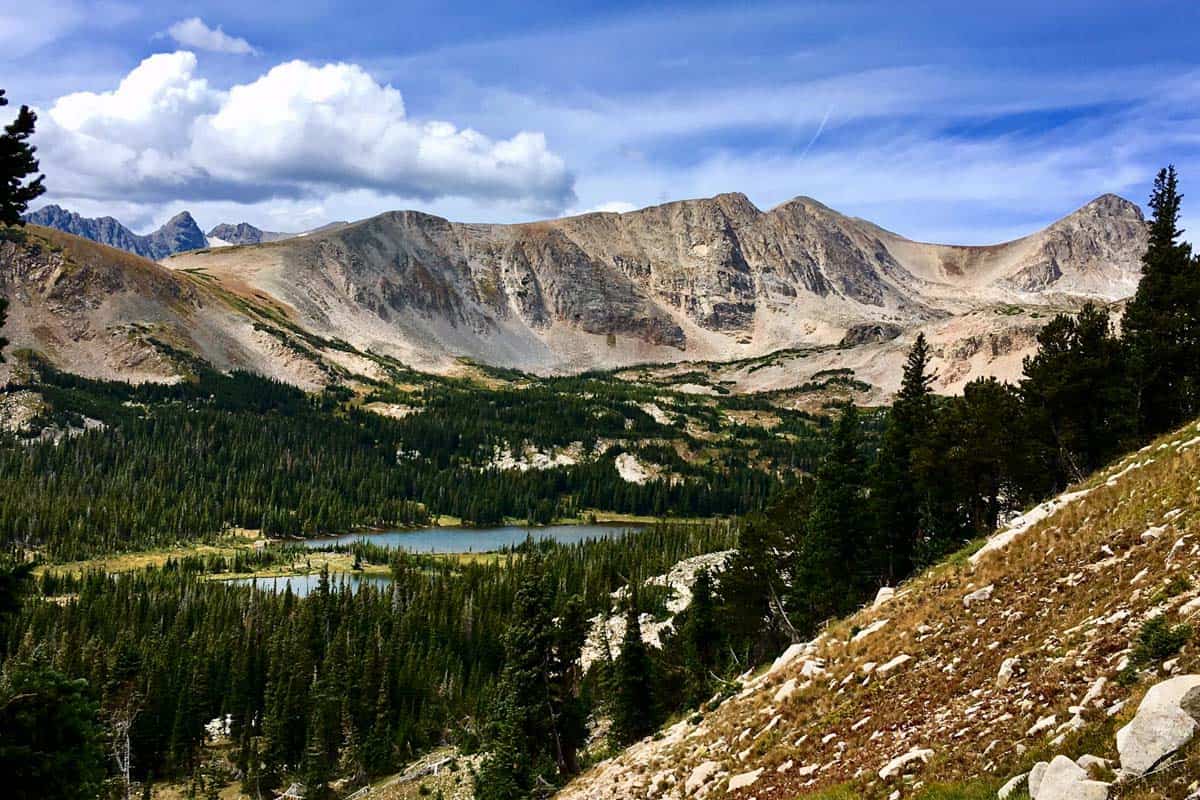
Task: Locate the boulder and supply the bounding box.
[873,586,896,608]
[1028,761,1048,797]
[1033,755,1109,800]
[997,772,1028,799]
[1116,675,1200,775]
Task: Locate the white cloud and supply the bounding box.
[167,18,257,56]
[36,52,575,215]
[579,201,637,214]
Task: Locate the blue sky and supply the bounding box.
[6,1,1200,243]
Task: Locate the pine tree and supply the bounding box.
[797,404,868,622]
[871,334,935,581]
[0,296,8,362]
[609,601,655,746]
[0,661,105,800]
[1123,165,1200,435]
[0,89,45,228]
[680,569,720,705]
[1021,303,1133,486]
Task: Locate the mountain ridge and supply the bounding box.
[23,205,208,260]
[4,191,1149,395]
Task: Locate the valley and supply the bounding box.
[3,39,1200,798]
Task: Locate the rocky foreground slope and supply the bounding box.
[557,420,1200,799]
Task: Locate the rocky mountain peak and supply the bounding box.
[207,222,290,246]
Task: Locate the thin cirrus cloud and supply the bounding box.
[36,50,577,216]
[166,17,257,56]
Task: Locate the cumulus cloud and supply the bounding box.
[36,52,575,214]
[167,18,257,55]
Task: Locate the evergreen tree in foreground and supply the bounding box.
[609,601,655,747]
[681,569,720,706]
[1123,165,1200,436]
[1021,303,1133,486]
[871,333,935,581]
[796,404,869,622]
[476,556,588,799]
[0,89,45,228]
[0,296,8,362]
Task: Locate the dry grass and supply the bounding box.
[558,420,1200,800]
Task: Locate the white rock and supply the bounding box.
[873,586,896,609]
[1081,676,1107,707]
[800,658,827,678]
[997,656,1019,689]
[1027,714,1056,736]
[1075,754,1109,772]
[1179,596,1200,617]
[1034,754,1109,800]
[963,584,995,607]
[773,678,797,704]
[1028,761,1048,797]
[727,768,763,792]
[1116,675,1200,775]
[685,761,720,795]
[768,642,807,677]
[998,772,1028,799]
[878,747,933,780]
[877,653,913,676]
[852,618,890,642]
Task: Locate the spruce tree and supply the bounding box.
[681,569,720,705]
[1122,165,1200,435]
[1021,303,1133,486]
[871,334,935,581]
[0,89,45,228]
[797,404,868,621]
[0,296,8,362]
[609,601,655,746]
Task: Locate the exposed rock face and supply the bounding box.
[164,192,1148,378]
[1116,675,1200,775]
[207,222,289,246]
[0,226,331,388]
[25,205,209,260]
[14,191,1148,389]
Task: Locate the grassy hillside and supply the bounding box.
[557,418,1200,799]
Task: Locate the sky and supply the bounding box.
[6,1,1200,243]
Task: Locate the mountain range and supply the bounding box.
[3,192,1148,396]
[23,205,318,257]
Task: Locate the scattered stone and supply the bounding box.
[1027,714,1056,736]
[877,653,913,676]
[873,586,896,609]
[685,761,720,795]
[727,768,764,792]
[878,747,933,780]
[997,657,1019,689]
[852,618,890,642]
[998,772,1028,799]
[1116,675,1200,775]
[1033,754,1109,800]
[1028,761,1048,797]
[773,678,797,704]
[963,584,995,607]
